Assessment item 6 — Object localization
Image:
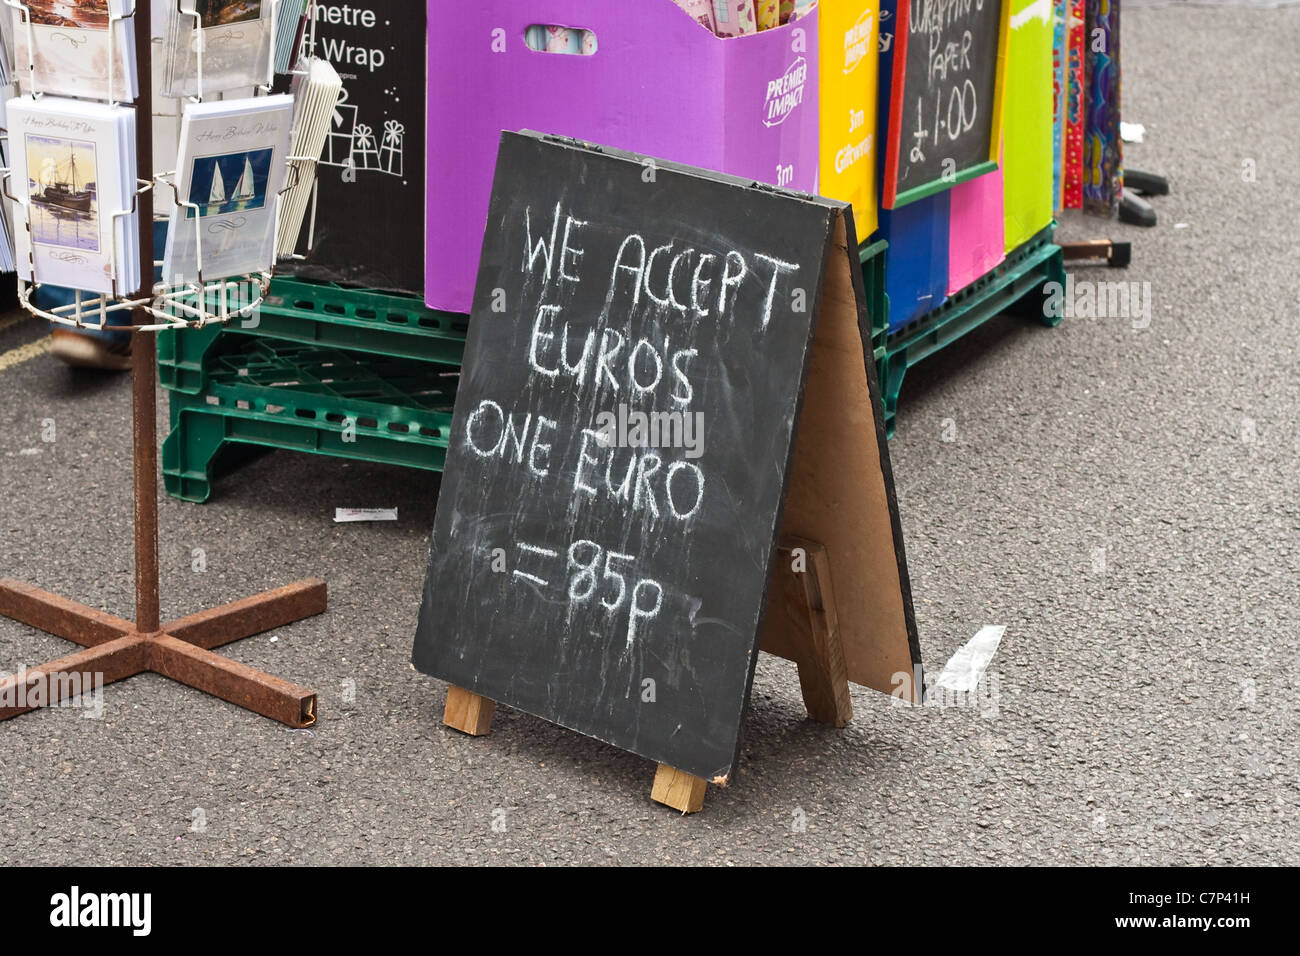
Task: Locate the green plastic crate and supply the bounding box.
[158,276,469,395]
[877,225,1065,436]
[858,238,890,367]
[162,339,457,502]
[160,232,1059,503]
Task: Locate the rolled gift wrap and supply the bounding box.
[674,0,717,32]
[712,0,759,35]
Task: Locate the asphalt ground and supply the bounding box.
[0,6,1296,865]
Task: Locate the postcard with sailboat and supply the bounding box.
[163,95,293,284]
[163,0,275,97]
[12,0,138,101]
[5,95,139,294]
[186,149,274,219]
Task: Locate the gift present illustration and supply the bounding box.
[381,120,405,178]
[324,86,358,167]
[351,123,382,170]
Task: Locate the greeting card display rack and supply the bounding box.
[0,0,327,725]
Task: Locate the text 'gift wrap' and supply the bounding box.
[425,0,821,313]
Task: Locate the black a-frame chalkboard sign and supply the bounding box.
[413,131,922,813]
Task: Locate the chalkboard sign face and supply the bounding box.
[412,132,840,782]
[882,0,1009,209]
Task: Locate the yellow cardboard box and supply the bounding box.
[818,0,880,239]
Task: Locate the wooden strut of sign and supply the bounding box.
[437,208,921,814]
[445,534,851,814]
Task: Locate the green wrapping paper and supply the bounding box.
[1003,0,1056,252]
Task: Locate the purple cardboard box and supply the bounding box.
[426,0,820,313]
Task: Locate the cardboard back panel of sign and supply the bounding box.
[425,0,821,313]
[1003,0,1056,251]
[948,157,1006,294]
[880,192,950,331]
[818,0,880,238]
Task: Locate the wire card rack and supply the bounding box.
[0,0,326,332]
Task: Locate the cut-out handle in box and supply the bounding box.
[525,24,599,55]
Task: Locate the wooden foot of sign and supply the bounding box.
[443,534,854,814]
[651,764,708,814]
[414,133,923,815]
[443,684,495,736]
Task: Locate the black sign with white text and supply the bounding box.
[412,132,842,782]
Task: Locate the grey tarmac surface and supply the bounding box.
[0,7,1296,865]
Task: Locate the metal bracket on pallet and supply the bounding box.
[1059,239,1132,269]
[877,228,1068,438]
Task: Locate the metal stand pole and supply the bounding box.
[132,1,160,634]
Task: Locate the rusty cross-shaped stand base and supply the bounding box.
[0,578,325,725]
[441,534,852,815]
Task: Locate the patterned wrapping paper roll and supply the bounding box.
[755,0,781,30]
[1051,0,1067,211]
[1062,0,1086,209]
[550,25,597,54]
[1083,0,1121,217]
[674,0,717,31]
[525,25,597,54]
[712,0,759,35]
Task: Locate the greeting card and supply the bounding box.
[11,0,137,101]
[7,95,139,294]
[163,0,275,98]
[162,94,293,283]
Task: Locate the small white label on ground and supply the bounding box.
[1120,121,1146,143]
[936,625,1006,693]
[334,508,398,523]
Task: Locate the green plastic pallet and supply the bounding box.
[857,238,890,367]
[162,340,457,502]
[158,276,469,395]
[877,225,1065,436]
[159,233,1059,502]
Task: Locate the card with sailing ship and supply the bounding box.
[162,94,293,283]
[11,0,138,101]
[163,0,275,98]
[6,95,139,294]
